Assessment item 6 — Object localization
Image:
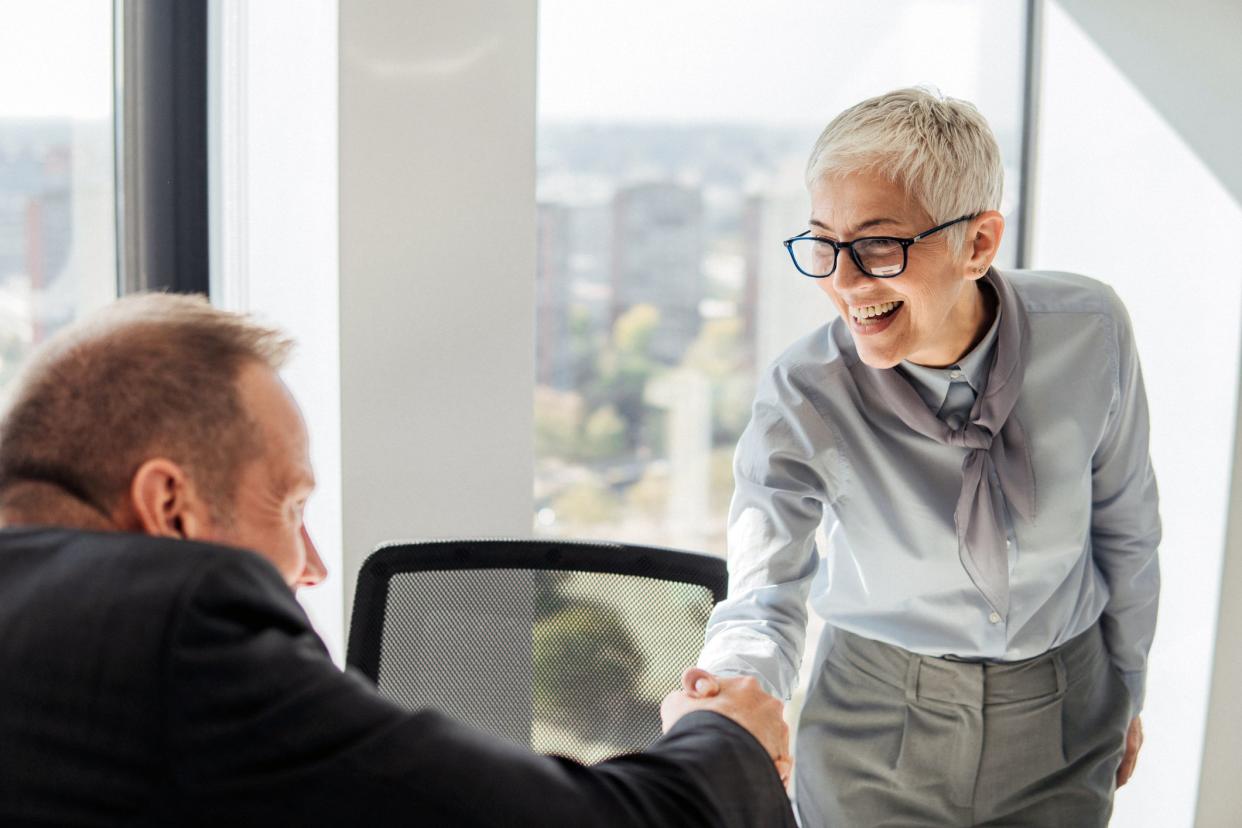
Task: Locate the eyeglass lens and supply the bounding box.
[794,237,905,277]
[853,238,903,276]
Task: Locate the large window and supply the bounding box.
[0,0,116,399]
[534,0,1028,555]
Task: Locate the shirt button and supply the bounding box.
[949,369,964,380]
[989,612,1001,624]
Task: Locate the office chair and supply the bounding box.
[347,539,727,764]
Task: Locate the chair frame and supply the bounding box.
[346,538,728,683]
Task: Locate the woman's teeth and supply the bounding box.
[850,301,903,322]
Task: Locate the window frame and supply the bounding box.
[114,0,210,296]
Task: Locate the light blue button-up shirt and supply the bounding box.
[899,304,999,431]
[699,269,1160,714]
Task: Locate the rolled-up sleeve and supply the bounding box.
[698,370,840,700]
[1091,288,1161,715]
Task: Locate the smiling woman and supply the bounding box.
[698,87,1157,827]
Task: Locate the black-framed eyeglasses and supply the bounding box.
[782,214,975,279]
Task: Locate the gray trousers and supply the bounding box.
[794,623,1132,827]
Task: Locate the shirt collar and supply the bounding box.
[898,294,1002,412]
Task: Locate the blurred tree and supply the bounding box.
[551,478,620,526]
[534,386,585,458]
[612,304,659,353]
[567,306,601,390]
[533,598,655,749]
[680,316,742,377]
[592,304,663,451]
[581,404,627,460]
[533,570,574,618]
[709,447,737,517]
[625,464,669,520]
[678,316,754,445]
[713,375,754,443]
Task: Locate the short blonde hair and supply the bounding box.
[0,293,293,520]
[805,87,1004,252]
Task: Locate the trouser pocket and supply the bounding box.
[1060,653,1131,776]
[895,700,985,807]
[896,688,1067,807]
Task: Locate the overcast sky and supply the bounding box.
[0,0,1025,135]
[538,0,1026,130]
[0,0,112,118]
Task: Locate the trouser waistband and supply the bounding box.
[828,623,1108,709]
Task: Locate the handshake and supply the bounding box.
[660,668,792,787]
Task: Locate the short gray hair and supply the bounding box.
[805,87,1004,252]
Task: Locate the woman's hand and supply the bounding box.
[1116,716,1143,787]
[662,667,793,788]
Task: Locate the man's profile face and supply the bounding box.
[207,363,326,590]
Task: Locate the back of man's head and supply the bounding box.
[0,293,292,525]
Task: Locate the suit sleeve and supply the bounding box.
[1091,288,1161,716]
[162,553,796,827]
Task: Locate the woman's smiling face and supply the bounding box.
[808,170,1000,369]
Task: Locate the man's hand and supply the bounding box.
[660,668,792,786]
[1116,715,1143,787]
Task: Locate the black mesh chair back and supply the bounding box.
[347,539,726,764]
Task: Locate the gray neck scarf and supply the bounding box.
[860,268,1035,617]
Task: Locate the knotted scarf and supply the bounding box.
[860,268,1035,617]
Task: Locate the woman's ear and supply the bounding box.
[964,210,1005,278]
[127,458,213,540]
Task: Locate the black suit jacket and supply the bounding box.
[0,528,795,826]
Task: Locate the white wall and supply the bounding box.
[1055,0,1242,207]
[212,0,539,657]
[1204,355,1242,827]
[1034,4,1242,825]
[338,0,538,623]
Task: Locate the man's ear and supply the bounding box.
[128,458,213,540]
[964,210,1005,279]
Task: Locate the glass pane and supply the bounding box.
[0,0,116,399]
[534,0,1027,555]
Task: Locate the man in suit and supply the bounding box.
[0,293,795,827]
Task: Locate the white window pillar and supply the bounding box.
[338,0,537,623]
[209,0,343,658]
[212,0,538,660]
